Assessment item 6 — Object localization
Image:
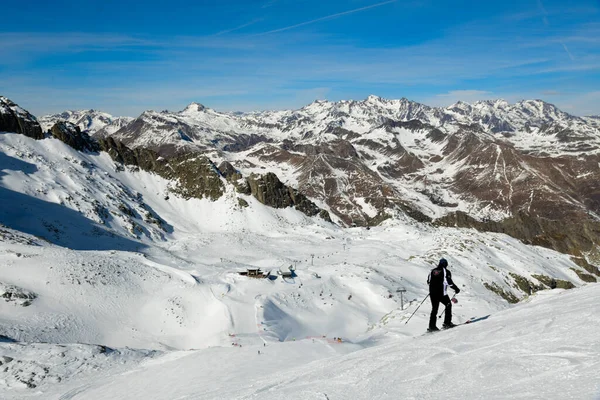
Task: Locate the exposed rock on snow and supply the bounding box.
[50,121,100,152]
[0,283,36,307]
[0,96,44,140]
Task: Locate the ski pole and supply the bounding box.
[405,294,429,325]
[438,294,456,318]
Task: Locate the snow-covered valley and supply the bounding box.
[0,129,598,399]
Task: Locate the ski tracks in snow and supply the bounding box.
[59,384,93,400]
[141,259,198,286]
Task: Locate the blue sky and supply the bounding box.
[1,0,599,117]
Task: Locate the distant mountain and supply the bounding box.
[39,109,133,136]
[106,96,600,156]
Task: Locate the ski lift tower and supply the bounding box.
[311,254,315,266]
[397,287,407,310]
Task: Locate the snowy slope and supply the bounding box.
[6,284,599,399]
[0,121,597,398]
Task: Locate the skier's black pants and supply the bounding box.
[429,294,451,327]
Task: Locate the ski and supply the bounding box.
[424,315,491,335]
[463,314,491,324]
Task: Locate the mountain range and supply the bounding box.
[34,95,600,261]
[1,94,599,397]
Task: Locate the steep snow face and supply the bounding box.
[38,110,132,135]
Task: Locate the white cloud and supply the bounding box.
[255,0,398,35]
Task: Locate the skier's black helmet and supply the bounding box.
[438,258,448,268]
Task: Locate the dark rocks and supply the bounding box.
[218,161,242,180]
[99,137,166,171]
[245,172,330,221]
[50,121,100,152]
[246,172,294,208]
[99,138,224,200]
[0,284,37,306]
[0,96,44,140]
[163,156,224,201]
[434,210,600,258]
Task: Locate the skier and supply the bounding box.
[427,258,460,332]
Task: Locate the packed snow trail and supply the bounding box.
[36,284,600,400]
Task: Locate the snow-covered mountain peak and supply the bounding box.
[472,98,509,110]
[39,109,127,135]
[365,94,383,103]
[446,100,475,117]
[181,102,207,114]
[514,99,568,120]
[301,99,332,113]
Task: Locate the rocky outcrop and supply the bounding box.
[99,138,224,200]
[0,283,37,307]
[434,211,600,257]
[0,96,44,140]
[217,161,242,180]
[99,137,166,171]
[245,172,331,222]
[163,157,224,201]
[50,121,100,152]
[99,139,330,219]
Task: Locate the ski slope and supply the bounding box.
[5,284,599,400]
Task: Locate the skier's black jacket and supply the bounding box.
[427,258,459,296]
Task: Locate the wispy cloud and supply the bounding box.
[0,32,150,52]
[561,43,575,61]
[261,0,279,9]
[213,19,263,36]
[255,0,397,35]
[537,0,549,26]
